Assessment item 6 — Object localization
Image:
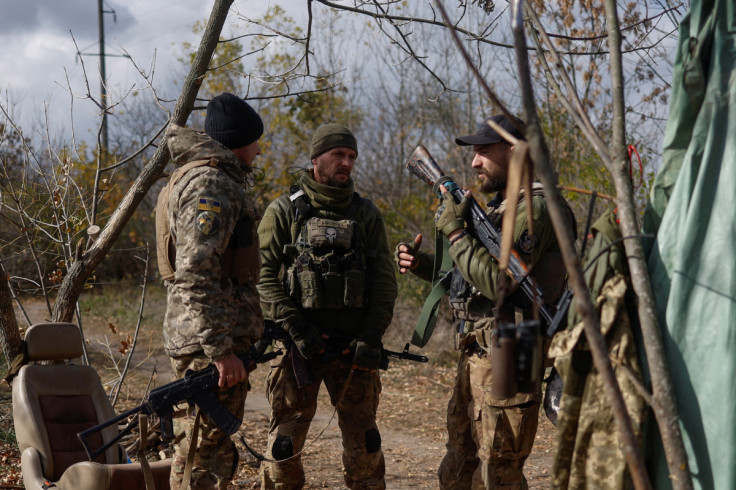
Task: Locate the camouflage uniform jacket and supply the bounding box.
[257,170,397,341]
[160,124,263,360]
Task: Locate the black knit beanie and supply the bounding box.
[205,93,264,149]
[310,123,358,159]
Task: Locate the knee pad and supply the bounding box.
[365,428,381,454]
[272,435,294,460]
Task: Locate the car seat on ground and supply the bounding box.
[12,322,171,490]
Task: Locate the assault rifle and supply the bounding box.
[77,346,280,461]
[406,145,571,338]
[261,320,428,388]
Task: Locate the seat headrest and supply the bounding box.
[25,323,84,361]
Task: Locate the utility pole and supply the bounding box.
[78,2,124,151]
[98,0,109,151]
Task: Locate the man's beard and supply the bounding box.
[316,168,351,188]
[479,171,506,194]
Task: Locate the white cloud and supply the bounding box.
[0,0,305,142]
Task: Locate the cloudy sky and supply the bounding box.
[0,0,304,141]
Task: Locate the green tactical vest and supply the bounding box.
[282,187,367,310]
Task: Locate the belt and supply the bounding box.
[454,307,526,352]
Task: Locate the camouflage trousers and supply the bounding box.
[439,349,539,489]
[549,275,646,490]
[260,349,385,490]
[169,353,248,490]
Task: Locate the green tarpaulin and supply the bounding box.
[644,1,736,488]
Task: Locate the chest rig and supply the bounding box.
[282,185,367,310]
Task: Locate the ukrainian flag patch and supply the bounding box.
[198,198,221,213]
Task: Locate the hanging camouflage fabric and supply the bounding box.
[549,208,648,490]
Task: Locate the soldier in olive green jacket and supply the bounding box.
[396,115,575,489]
[258,123,398,489]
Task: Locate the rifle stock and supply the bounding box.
[407,145,572,334]
[77,346,280,461]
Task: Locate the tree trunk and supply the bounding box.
[52,0,235,323]
[0,260,23,367]
[603,0,693,488]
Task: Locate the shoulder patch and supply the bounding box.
[198,198,221,213]
[196,211,220,236]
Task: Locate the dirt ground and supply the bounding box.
[230,361,555,489]
[1,296,556,489]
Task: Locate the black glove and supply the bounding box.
[435,192,470,238]
[288,321,325,359]
[393,235,422,272]
[353,339,382,371]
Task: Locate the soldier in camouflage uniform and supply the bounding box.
[257,123,398,489]
[396,115,575,489]
[548,208,646,490]
[155,93,265,489]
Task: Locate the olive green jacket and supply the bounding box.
[257,170,398,341]
[450,192,562,302]
[413,189,569,305]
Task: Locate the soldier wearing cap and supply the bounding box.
[156,92,265,489]
[396,115,575,489]
[257,123,398,489]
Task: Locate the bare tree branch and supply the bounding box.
[0,257,23,367]
[314,0,679,56]
[509,0,652,484]
[111,244,150,408]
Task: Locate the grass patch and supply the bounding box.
[79,282,167,330]
[0,422,16,446]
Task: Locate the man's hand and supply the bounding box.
[352,340,381,371]
[214,354,247,388]
[435,185,470,240]
[394,234,423,274]
[288,321,326,359]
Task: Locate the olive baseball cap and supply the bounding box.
[310,123,358,159]
[455,114,525,146]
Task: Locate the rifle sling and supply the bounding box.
[136,413,156,490]
[411,230,453,347]
[181,409,202,489]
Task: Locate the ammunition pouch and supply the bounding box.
[454,317,495,351]
[490,320,543,398]
[221,217,260,286]
[447,268,494,322]
[284,217,366,310]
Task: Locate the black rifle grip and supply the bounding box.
[159,410,175,442]
[290,344,314,388]
[192,389,241,435]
